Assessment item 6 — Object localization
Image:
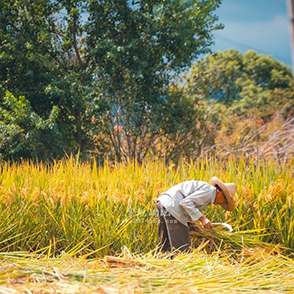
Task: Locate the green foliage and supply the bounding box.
[148,84,216,162]
[0,0,223,162]
[186,49,244,104]
[0,0,94,158]
[1,1,291,163]
[186,49,292,110]
[243,50,292,90]
[182,49,294,160]
[0,92,65,160]
[0,0,60,114]
[183,49,294,158]
[86,0,222,162]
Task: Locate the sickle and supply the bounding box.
[212,222,233,232]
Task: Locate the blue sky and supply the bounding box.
[207,0,292,69]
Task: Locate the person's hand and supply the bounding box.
[199,216,212,229]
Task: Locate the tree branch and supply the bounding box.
[72,10,86,70]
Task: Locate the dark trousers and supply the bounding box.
[157,201,191,253]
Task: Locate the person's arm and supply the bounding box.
[179,189,213,229]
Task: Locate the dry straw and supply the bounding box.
[0,249,293,293]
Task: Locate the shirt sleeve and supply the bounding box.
[179,189,212,221]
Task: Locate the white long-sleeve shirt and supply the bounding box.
[157,180,216,226]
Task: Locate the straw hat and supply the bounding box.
[210,177,237,211]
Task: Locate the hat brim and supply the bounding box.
[210,177,236,211]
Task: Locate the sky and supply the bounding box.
[207,0,292,69]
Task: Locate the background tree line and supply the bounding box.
[184,49,294,161]
[0,0,293,163]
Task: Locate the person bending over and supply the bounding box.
[157,177,237,253]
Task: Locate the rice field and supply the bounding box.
[0,155,293,293]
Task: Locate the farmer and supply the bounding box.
[156,177,237,253]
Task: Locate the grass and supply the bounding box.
[0,155,293,292]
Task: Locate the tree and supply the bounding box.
[86,0,222,162]
[0,0,92,159]
[149,84,217,162]
[0,0,223,162]
[0,92,64,160]
[186,49,292,105]
[185,49,293,121]
[0,0,60,115]
[184,49,294,160]
[186,49,244,104]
